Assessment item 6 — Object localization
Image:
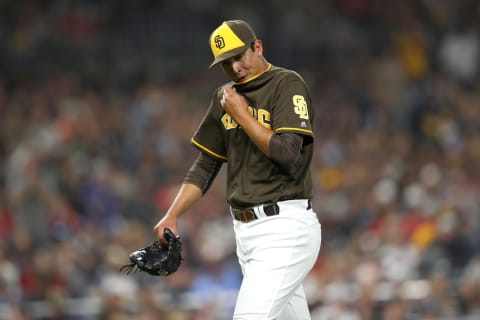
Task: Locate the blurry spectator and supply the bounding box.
[378,211,420,283]
[439,27,479,85]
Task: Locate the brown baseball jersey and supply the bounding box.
[191,65,314,208]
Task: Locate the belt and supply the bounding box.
[231,200,312,223]
[231,203,280,223]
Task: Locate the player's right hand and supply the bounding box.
[153,215,178,247]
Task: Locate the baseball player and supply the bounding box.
[154,20,321,319]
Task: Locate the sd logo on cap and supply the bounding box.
[209,20,257,68]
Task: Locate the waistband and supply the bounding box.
[230,199,311,223]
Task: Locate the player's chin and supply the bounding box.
[235,75,247,83]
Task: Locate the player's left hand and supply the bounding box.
[220,87,249,121]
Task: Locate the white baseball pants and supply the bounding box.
[232,199,321,320]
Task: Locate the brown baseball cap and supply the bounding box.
[208,20,257,69]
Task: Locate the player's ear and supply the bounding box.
[253,40,263,55]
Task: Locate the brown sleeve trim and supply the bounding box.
[184,152,223,194]
[269,133,303,174]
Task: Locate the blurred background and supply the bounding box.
[0,0,479,319]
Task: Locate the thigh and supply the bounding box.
[278,285,310,320]
[233,211,321,319]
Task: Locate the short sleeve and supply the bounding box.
[191,93,228,161]
[271,75,313,139]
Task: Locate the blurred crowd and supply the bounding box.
[0,0,480,319]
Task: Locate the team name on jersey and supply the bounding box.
[221,106,271,130]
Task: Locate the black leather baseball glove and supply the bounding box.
[121,228,182,276]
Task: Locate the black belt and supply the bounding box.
[231,200,311,223]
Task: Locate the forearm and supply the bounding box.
[234,112,274,156]
[154,182,202,244]
[165,151,222,219]
[164,183,203,219]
